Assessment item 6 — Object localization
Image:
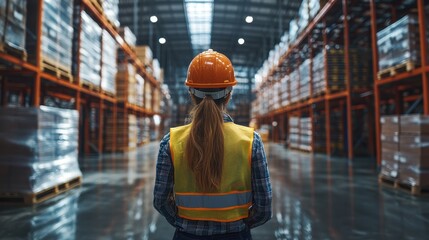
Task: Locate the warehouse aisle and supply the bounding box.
[1,143,428,239]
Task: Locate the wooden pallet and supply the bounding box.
[41,57,73,82]
[395,181,429,195]
[102,90,116,97]
[377,61,416,79]
[0,176,82,204]
[80,81,101,92]
[0,42,28,61]
[378,174,397,186]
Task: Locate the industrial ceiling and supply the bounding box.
[118,0,303,82]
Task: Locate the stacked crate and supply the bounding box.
[0,106,82,203]
[101,30,117,95]
[105,113,138,152]
[299,117,312,151]
[288,117,300,149]
[380,115,400,179]
[1,0,26,57]
[377,15,422,75]
[398,115,429,190]
[78,11,102,88]
[299,59,310,100]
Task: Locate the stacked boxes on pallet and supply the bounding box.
[105,113,138,151]
[135,45,153,74]
[299,117,312,151]
[118,26,136,49]
[101,0,119,27]
[311,48,371,96]
[312,51,325,96]
[299,59,310,100]
[101,30,117,95]
[144,80,152,111]
[288,117,300,149]
[398,115,429,188]
[153,87,160,113]
[135,74,144,107]
[290,69,299,103]
[1,0,26,53]
[77,11,102,88]
[280,75,290,107]
[380,115,400,179]
[39,0,73,71]
[0,106,82,197]
[116,63,138,104]
[377,15,422,72]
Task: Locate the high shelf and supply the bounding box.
[370,0,428,165]
[253,0,428,162]
[0,0,163,156]
[253,0,375,159]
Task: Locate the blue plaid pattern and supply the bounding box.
[153,115,272,236]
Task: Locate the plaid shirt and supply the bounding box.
[153,115,272,236]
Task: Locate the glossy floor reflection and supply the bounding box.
[1,143,429,239]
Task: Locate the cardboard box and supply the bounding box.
[400,114,429,134]
[380,115,400,134]
[398,166,429,187]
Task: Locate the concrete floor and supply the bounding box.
[1,142,429,239]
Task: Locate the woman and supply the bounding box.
[153,49,272,240]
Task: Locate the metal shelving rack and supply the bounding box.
[0,0,162,156]
[255,0,375,159]
[370,0,428,165]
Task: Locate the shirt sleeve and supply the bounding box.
[153,133,177,226]
[244,132,273,228]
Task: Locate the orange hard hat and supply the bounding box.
[185,49,237,88]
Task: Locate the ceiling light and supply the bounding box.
[150,15,158,23]
[238,38,245,45]
[159,37,166,44]
[245,16,253,23]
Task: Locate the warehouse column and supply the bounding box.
[418,0,429,114]
[342,0,354,159]
[33,0,44,106]
[369,0,381,165]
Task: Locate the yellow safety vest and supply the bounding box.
[170,122,254,222]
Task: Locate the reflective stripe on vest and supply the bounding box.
[170,122,254,222]
[175,191,252,209]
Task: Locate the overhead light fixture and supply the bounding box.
[150,15,158,23]
[159,37,166,44]
[238,38,245,45]
[185,0,214,54]
[245,16,253,23]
